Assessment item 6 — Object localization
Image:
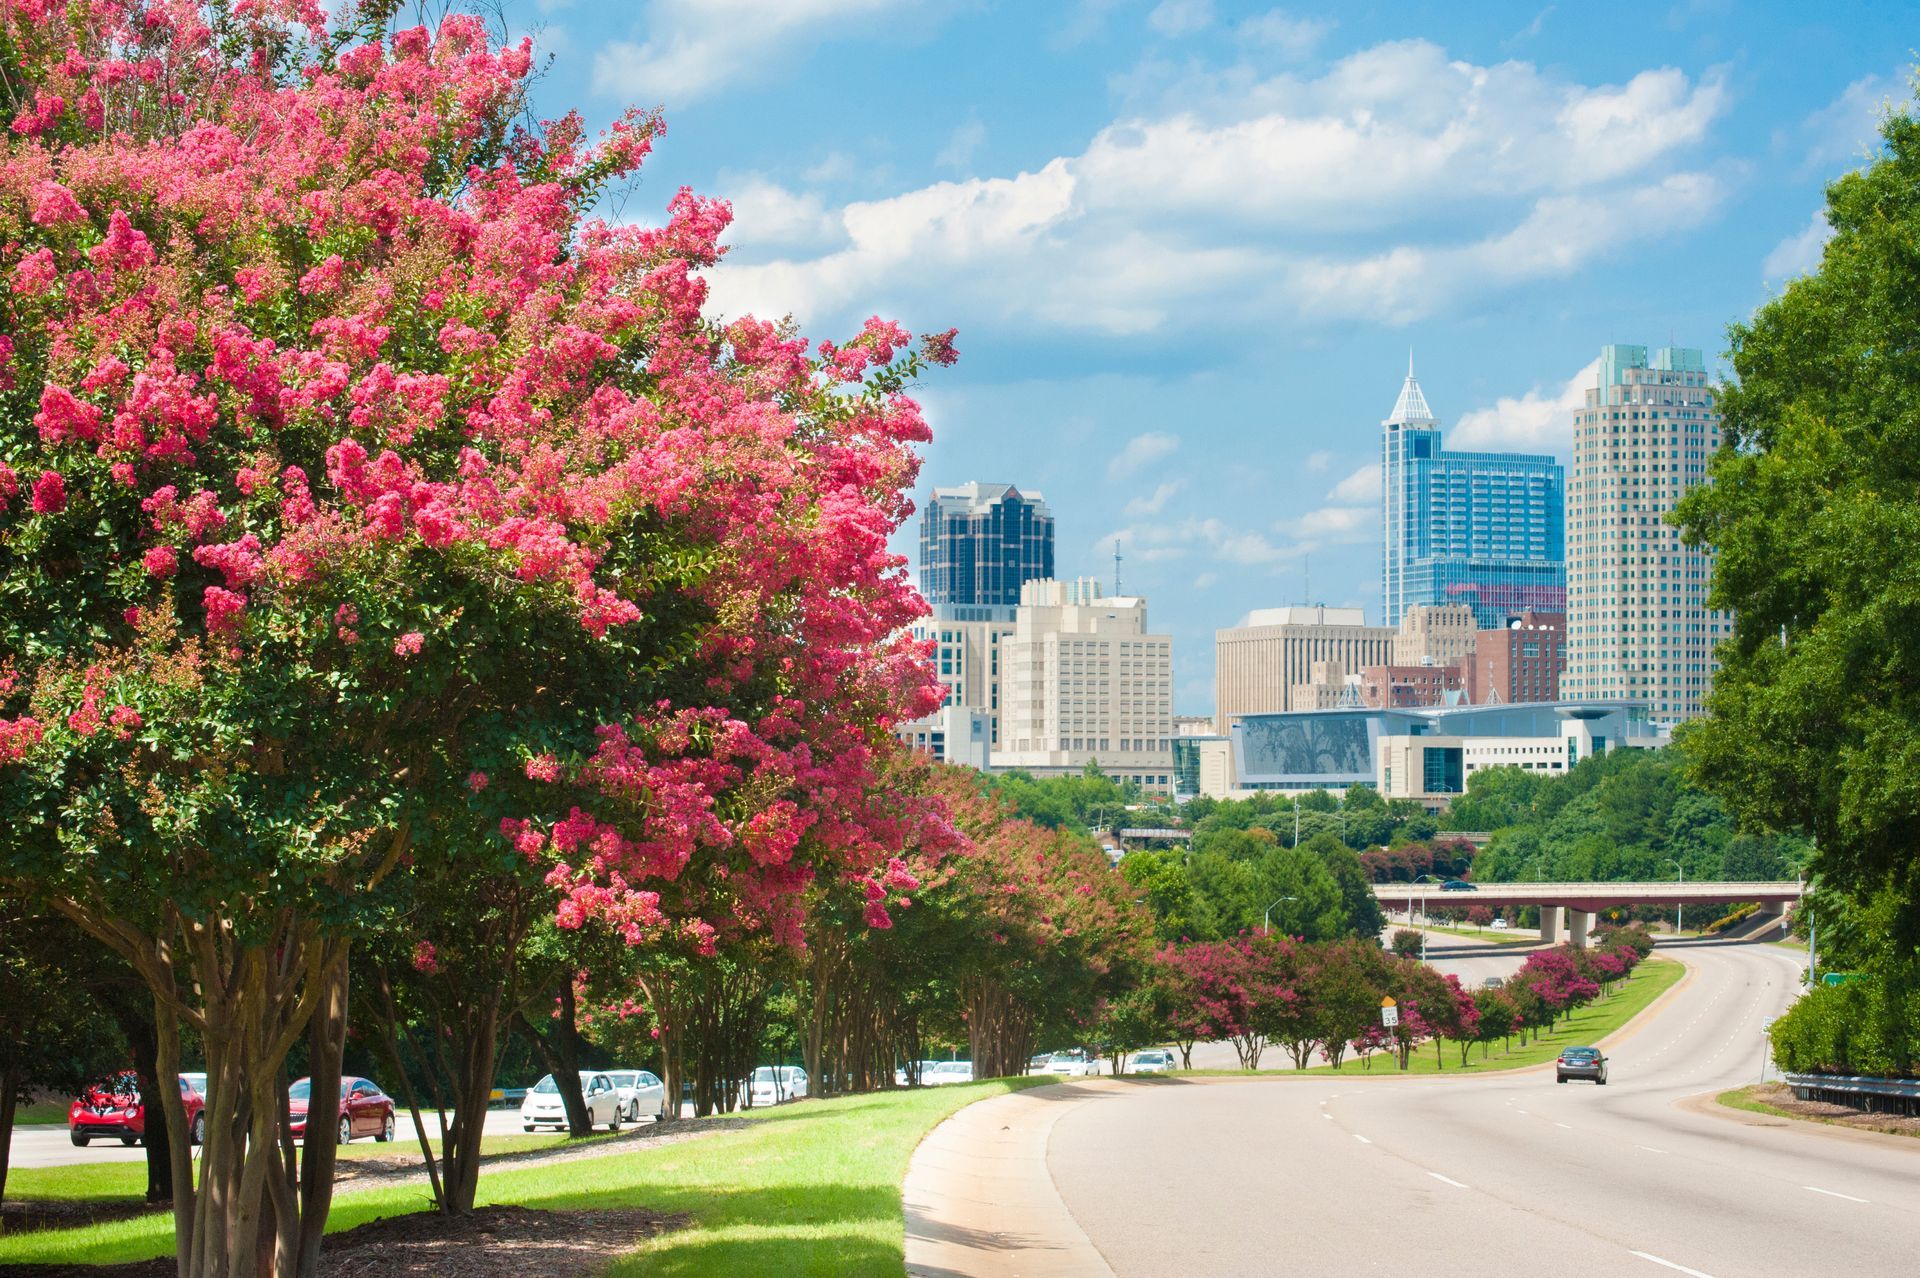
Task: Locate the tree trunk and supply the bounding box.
[293,953,347,1277]
[0,1066,17,1205]
[516,982,591,1137]
[440,988,502,1212]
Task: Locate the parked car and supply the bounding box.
[69,1073,208,1148]
[1556,1047,1609,1085]
[288,1076,395,1145]
[1440,879,1477,891]
[895,1060,949,1086]
[1128,1049,1176,1075]
[1482,976,1505,989]
[1027,1052,1052,1074]
[1491,918,1510,930]
[1046,1050,1102,1077]
[740,1065,809,1108]
[605,1069,669,1123]
[926,1061,974,1085]
[520,1071,626,1131]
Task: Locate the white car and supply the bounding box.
[605,1069,668,1123]
[740,1065,808,1108]
[1492,918,1510,930]
[1046,1050,1102,1077]
[894,1060,945,1086]
[1128,1049,1175,1074]
[520,1071,625,1132]
[926,1061,974,1085]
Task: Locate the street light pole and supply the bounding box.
[1667,860,1684,935]
[1263,895,1297,936]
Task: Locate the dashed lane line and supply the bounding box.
[1427,1172,1469,1189]
[1353,1135,1372,1144]
[1805,1186,1869,1203]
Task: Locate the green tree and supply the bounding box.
[1672,87,1920,938]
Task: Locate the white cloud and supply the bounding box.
[703,41,1730,334]
[1283,505,1373,544]
[1763,211,1833,281]
[1110,431,1181,479]
[594,0,912,104]
[717,176,837,248]
[1234,9,1331,59]
[1103,515,1298,569]
[1148,0,1213,37]
[1303,449,1333,474]
[1125,479,1187,517]
[1326,463,1380,503]
[1451,357,1601,454]
[938,120,987,171]
[1793,73,1897,175]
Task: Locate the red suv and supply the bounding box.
[69,1073,208,1147]
[288,1076,396,1145]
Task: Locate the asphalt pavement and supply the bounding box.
[1048,938,1914,1278]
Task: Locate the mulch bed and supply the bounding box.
[0,1200,157,1236]
[0,1204,687,1278]
[1746,1081,1920,1138]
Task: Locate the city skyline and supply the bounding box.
[493,1,1911,715]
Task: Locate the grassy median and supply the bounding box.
[1299,954,1685,1077]
[1,1078,1051,1275]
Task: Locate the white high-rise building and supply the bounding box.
[990,578,1176,792]
[1563,344,1730,726]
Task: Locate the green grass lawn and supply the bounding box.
[1415,923,1538,946]
[1717,1083,1920,1140]
[1300,954,1684,1077]
[13,1100,75,1126]
[1,1078,1052,1275]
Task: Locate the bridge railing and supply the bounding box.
[1369,880,1803,896]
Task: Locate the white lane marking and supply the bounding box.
[1631,1250,1715,1277]
[1805,1186,1868,1203]
[1322,1113,1334,1120]
[1428,1172,1469,1189]
[1515,1108,1529,1115]
[1636,1145,1667,1155]
[1554,1121,1573,1129]
[1353,1134,1371,1144]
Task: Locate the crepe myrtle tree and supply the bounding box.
[0,3,950,1274]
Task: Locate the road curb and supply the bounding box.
[903,1079,1127,1278]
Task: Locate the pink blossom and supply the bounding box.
[410,941,440,975]
[524,754,561,783]
[467,770,489,792]
[30,471,66,514]
[393,631,424,657]
[143,546,179,577]
[203,587,247,636]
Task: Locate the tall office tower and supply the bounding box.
[1381,359,1566,630]
[918,482,1055,620]
[990,578,1177,791]
[1213,605,1395,730]
[1563,345,1728,726]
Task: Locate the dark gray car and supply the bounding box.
[1556,1046,1608,1084]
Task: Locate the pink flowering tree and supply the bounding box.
[0,3,949,1273]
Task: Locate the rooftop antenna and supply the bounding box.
[1408,347,1415,379]
[1113,544,1123,596]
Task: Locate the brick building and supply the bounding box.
[1463,611,1566,705]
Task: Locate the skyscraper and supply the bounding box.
[918,482,1054,620]
[1381,360,1566,630]
[1563,345,1728,726]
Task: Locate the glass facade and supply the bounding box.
[919,482,1054,614]
[1382,370,1565,630]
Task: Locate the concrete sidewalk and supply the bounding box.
[904,1080,1122,1278]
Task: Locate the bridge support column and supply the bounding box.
[1569,910,1593,949]
[1538,906,1562,945]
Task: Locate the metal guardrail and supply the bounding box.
[1783,1072,1920,1116]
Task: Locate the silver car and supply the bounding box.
[520,1072,625,1131]
[1128,1049,1175,1074]
[605,1069,668,1123]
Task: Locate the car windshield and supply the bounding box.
[1562,1049,1598,1059]
[1050,1052,1081,1062]
[182,1073,207,1092]
[531,1075,559,1094]
[1139,1051,1167,1061]
[288,1079,311,1101]
[751,1068,781,1082]
[609,1072,637,1087]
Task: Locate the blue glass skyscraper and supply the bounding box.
[1381,360,1565,630]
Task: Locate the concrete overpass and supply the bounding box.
[1372,880,1803,946]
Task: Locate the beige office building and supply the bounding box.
[1563,345,1730,726]
[992,578,1176,790]
[1214,606,1395,730]
[1391,603,1478,667]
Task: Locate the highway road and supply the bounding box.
[1049,938,1917,1278]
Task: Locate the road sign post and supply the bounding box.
[1380,996,1399,1029]
[1760,1016,1776,1083]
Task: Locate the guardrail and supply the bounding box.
[1783,1072,1920,1117]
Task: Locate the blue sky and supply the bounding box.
[500,0,1908,714]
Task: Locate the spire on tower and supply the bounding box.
[1383,354,1437,427]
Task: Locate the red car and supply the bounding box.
[288,1076,396,1145]
[69,1073,207,1147]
